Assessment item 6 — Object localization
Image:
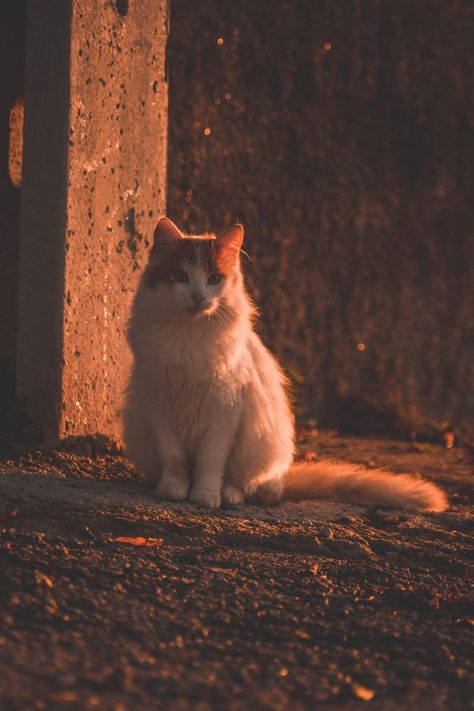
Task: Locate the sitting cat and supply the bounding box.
[123,217,447,512]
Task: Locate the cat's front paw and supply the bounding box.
[222,484,244,507]
[189,485,221,509]
[155,478,189,502]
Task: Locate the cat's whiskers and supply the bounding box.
[214,308,230,330]
[215,302,235,330]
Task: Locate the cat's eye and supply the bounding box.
[207,273,222,285]
[172,270,189,283]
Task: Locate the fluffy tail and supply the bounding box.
[283,460,448,512]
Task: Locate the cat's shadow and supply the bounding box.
[0,469,253,516]
[0,468,367,526]
[0,469,158,516]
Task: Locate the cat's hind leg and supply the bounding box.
[226,380,293,505]
[227,428,288,506]
[222,482,245,507]
[245,478,284,505]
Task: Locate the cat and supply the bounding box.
[123,217,447,512]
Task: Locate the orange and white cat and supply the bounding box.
[123,217,447,512]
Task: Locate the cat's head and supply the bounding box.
[143,217,244,318]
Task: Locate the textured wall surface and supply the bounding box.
[17,0,168,442]
[168,0,474,438]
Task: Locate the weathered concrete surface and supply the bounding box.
[168,0,474,441]
[16,0,168,442]
[0,434,472,709]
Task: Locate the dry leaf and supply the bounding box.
[113,536,163,547]
[351,682,375,701]
[35,572,54,588]
[295,629,311,639]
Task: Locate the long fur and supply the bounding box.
[123,218,448,513]
[284,461,447,512]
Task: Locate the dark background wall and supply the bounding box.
[167,0,474,439]
[0,2,25,412]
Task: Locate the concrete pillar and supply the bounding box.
[17,0,168,443]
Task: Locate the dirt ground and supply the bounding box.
[0,433,472,710]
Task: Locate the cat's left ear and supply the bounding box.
[153,217,184,245]
[218,224,244,252]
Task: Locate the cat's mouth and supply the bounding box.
[189,302,215,317]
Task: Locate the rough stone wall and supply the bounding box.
[17,0,168,442]
[0,2,25,413]
[168,0,474,438]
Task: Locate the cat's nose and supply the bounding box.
[191,294,205,308]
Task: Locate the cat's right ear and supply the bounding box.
[153,217,184,245]
[218,224,244,252]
